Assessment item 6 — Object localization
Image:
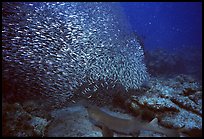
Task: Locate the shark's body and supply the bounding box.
[86,104,180,137]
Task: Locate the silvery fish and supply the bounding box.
[2,2,149,105]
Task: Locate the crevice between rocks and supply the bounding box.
[170,98,202,117]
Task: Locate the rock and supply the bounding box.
[182,88,197,96]
[139,130,166,137]
[45,105,102,137]
[3,102,33,137]
[128,74,202,137]
[2,102,49,137]
[28,116,50,137]
[175,74,196,83]
[22,100,38,112]
[22,99,52,120]
[130,95,180,113]
[170,96,202,116]
[160,109,202,129]
[128,100,141,116]
[188,91,202,105]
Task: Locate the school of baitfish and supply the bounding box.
[2,2,149,104]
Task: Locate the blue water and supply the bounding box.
[120,2,202,80]
[120,2,202,52]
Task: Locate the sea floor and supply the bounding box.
[2,74,202,137]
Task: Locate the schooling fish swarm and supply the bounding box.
[2,2,149,103]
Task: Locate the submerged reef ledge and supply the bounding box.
[2,74,202,137]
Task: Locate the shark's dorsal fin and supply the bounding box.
[149,117,159,126]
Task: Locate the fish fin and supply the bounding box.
[102,125,114,137]
[178,125,186,133]
[149,117,159,126]
[149,118,181,137]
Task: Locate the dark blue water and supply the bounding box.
[120,2,202,80]
[120,2,202,52]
